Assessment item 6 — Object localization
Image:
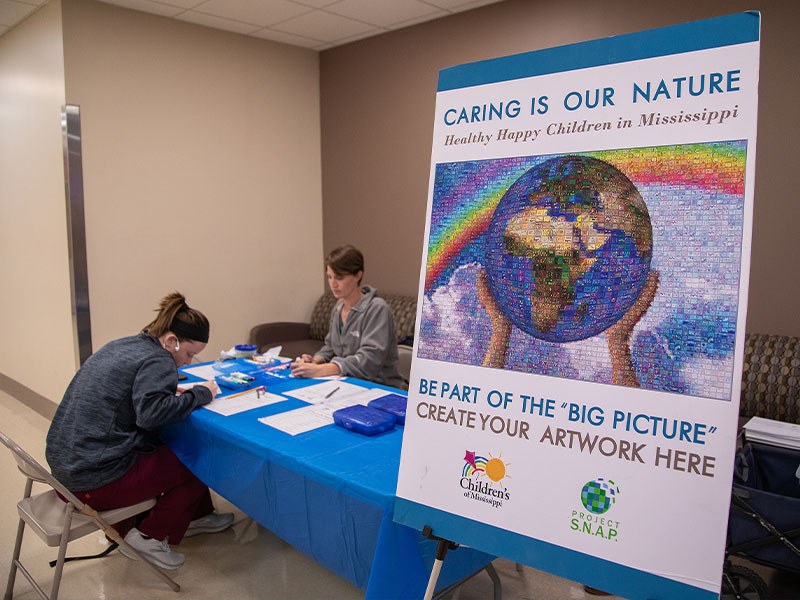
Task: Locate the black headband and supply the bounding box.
[170,317,209,343]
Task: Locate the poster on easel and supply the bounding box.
[395,12,760,600]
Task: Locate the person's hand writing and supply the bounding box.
[296,354,325,365]
[290,360,341,379]
[199,379,219,397]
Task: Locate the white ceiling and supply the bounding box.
[0,0,504,50]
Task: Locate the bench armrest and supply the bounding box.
[249,322,311,353]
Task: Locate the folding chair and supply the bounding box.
[0,430,180,600]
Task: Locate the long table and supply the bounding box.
[161,365,494,599]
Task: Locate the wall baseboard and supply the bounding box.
[0,371,57,420]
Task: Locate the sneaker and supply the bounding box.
[120,528,184,570]
[583,585,612,596]
[184,512,234,537]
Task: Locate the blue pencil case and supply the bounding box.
[368,394,408,425]
[333,405,396,436]
[215,372,254,390]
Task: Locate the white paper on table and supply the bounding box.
[281,380,365,404]
[202,388,286,416]
[258,395,357,435]
[337,387,395,405]
[257,388,394,435]
[182,364,220,380]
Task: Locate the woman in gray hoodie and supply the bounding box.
[291,245,406,389]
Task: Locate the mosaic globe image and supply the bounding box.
[581,479,618,514]
[484,155,653,343]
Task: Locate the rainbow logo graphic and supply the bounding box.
[463,450,511,485]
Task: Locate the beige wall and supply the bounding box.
[61,0,324,360]
[0,0,78,401]
[320,0,800,336]
[2,0,795,403]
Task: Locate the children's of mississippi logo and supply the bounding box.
[570,478,620,541]
[460,450,511,508]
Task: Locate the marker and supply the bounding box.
[325,386,339,399]
[231,372,255,381]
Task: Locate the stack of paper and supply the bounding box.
[743,416,800,450]
[260,383,401,435]
[203,387,285,416]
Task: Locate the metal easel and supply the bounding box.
[422,526,501,600]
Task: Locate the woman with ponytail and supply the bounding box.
[46,292,232,571]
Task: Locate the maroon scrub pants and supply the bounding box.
[74,444,212,544]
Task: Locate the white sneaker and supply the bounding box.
[184,512,234,537]
[120,528,184,570]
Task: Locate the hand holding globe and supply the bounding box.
[478,266,659,386]
[478,155,659,386]
[606,270,660,386]
[477,270,512,369]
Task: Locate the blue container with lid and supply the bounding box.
[333,405,395,436]
[235,344,258,358]
[368,394,408,425]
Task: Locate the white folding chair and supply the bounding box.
[0,430,180,600]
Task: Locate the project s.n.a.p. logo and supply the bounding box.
[460,450,511,508]
[570,477,621,541]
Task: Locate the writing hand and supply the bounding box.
[200,379,220,397]
[291,361,341,379]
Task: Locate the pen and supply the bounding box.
[325,386,339,399]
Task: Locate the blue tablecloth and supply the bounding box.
[162,367,493,599]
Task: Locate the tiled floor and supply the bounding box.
[1,389,797,600]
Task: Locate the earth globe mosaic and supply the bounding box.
[484,155,653,343]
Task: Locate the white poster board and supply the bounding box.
[395,12,760,600]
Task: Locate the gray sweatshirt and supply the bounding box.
[315,286,406,388]
[46,333,212,491]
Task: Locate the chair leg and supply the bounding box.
[4,517,26,600]
[5,478,33,600]
[49,504,74,600]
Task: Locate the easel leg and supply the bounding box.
[422,526,459,600]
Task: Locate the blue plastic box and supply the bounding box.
[368,394,408,425]
[215,372,254,390]
[333,405,396,436]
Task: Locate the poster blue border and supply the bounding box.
[395,498,719,600]
[438,11,760,92]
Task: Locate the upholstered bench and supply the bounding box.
[740,333,800,424]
